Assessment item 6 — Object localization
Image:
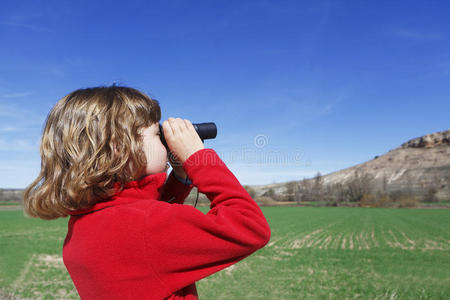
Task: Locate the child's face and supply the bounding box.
[140,123,169,176]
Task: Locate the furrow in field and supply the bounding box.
[308,230,329,248]
[359,231,371,250]
[371,227,379,248]
[11,254,35,294]
[330,233,342,250]
[10,254,77,299]
[341,237,347,249]
[422,239,449,251]
[290,229,323,249]
[400,232,416,249]
[349,233,354,250]
[317,235,333,249]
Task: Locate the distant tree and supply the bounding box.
[421,174,441,203]
[263,188,277,201]
[344,170,374,202]
[242,185,257,199]
[322,184,334,202]
[298,178,313,203]
[403,172,414,196]
[331,182,346,204]
[284,181,298,202]
[382,174,388,195]
[423,187,438,203]
[312,172,324,201]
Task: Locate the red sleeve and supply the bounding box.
[158,170,194,204]
[144,148,271,293]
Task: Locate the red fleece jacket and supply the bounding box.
[63,148,271,299]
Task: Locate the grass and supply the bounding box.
[0,207,449,299]
[420,200,450,207]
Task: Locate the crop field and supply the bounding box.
[0,206,449,299]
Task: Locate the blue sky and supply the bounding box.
[0,0,449,188]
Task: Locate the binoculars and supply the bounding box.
[159,122,217,150]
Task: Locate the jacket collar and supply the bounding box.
[68,171,167,216]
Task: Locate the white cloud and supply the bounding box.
[0,160,40,189]
[228,164,318,185]
[0,102,46,128]
[218,156,317,184]
[0,138,40,152]
[0,92,32,99]
[264,92,347,132]
[1,14,49,32]
[0,126,21,132]
[392,28,443,40]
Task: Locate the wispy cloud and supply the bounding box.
[0,92,32,99]
[0,102,45,123]
[1,14,49,32]
[0,126,21,133]
[391,28,443,40]
[0,102,46,138]
[0,160,40,188]
[273,93,346,131]
[228,165,318,185]
[0,138,39,152]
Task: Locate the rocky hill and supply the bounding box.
[251,129,450,202]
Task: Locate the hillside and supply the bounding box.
[251,129,450,202]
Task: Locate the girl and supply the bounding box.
[24,85,271,299]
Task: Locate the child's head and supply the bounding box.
[24,85,163,220]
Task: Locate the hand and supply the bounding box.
[162,118,204,168]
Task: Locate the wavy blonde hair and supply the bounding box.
[23,85,161,220]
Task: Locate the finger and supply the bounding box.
[162,120,173,137]
[183,119,193,131]
[175,117,188,132]
[184,119,201,139]
[168,117,184,134]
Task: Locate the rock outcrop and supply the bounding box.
[401,129,450,148]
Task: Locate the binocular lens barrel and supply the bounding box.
[159,122,217,149]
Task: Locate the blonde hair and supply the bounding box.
[24,85,161,220]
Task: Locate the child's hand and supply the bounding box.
[162,118,204,171]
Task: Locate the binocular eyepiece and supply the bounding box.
[159,122,217,149]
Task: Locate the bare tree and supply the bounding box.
[242,185,257,199]
[262,188,277,201]
[331,182,346,204]
[421,174,441,203]
[312,172,324,201]
[382,173,389,195]
[345,170,374,202]
[284,181,298,202]
[298,178,313,203]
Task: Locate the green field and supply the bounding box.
[0,207,449,299]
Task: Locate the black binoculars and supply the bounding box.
[159,122,217,150]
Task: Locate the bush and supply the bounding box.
[254,196,278,206]
[360,193,378,207]
[378,194,394,207]
[395,195,419,208]
[422,187,439,203]
[325,200,338,207]
[360,193,398,208]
